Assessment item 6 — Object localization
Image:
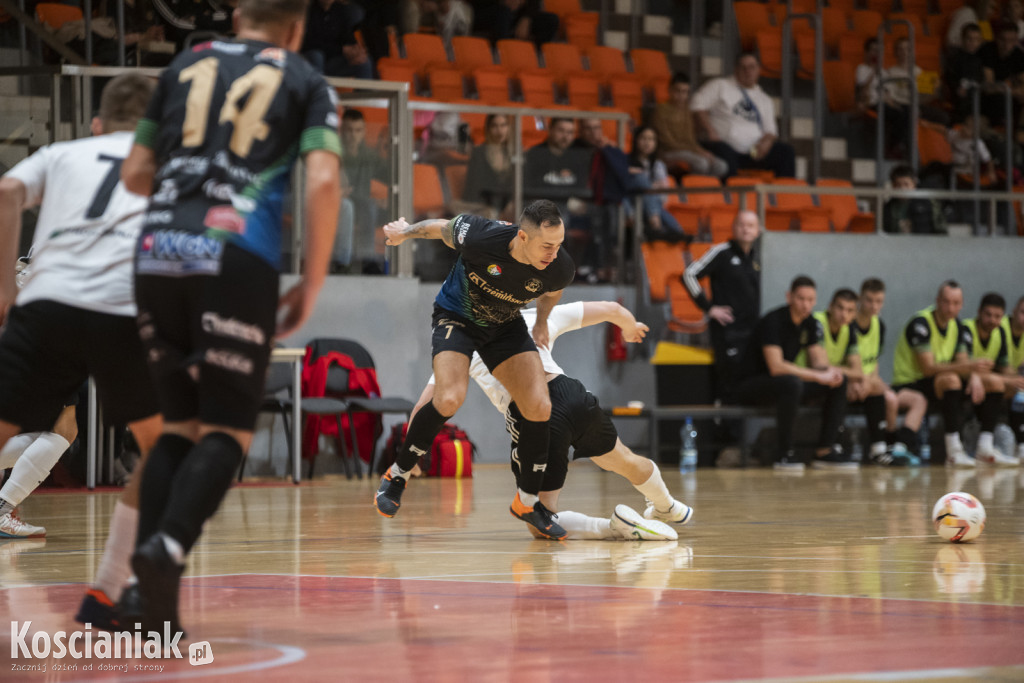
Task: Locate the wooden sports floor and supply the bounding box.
[2,463,1023,682]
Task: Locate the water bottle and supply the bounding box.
[1011,390,1024,415]
[680,417,698,473]
[919,418,931,463]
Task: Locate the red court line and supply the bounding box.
[2,575,1022,681]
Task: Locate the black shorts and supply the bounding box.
[431,305,537,372]
[507,375,619,492]
[894,378,938,406]
[135,243,278,431]
[0,300,157,431]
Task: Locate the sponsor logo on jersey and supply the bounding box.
[204,206,246,234]
[256,47,287,66]
[201,312,266,345]
[913,322,929,339]
[137,229,225,276]
[456,217,470,244]
[212,41,247,55]
[468,272,531,306]
[524,278,542,293]
[204,348,254,375]
[487,264,501,276]
[731,256,741,265]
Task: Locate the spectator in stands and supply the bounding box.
[524,118,597,279]
[853,278,929,466]
[1003,295,1024,461]
[979,21,1024,127]
[885,37,949,126]
[650,73,728,179]
[948,0,995,48]
[882,165,946,235]
[51,7,164,65]
[949,114,999,186]
[691,52,796,179]
[340,109,390,266]
[682,210,761,397]
[469,0,557,45]
[891,281,993,467]
[729,276,853,471]
[302,0,373,79]
[625,126,686,242]
[402,0,473,41]
[353,0,400,64]
[857,37,907,157]
[1005,0,1024,42]
[964,293,1021,465]
[945,23,986,120]
[453,113,514,220]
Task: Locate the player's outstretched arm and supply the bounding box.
[277,150,341,338]
[382,217,452,247]
[121,144,157,197]
[533,289,563,349]
[0,177,26,323]
[580,301,649,343]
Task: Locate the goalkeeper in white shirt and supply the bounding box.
[420,300,693,540]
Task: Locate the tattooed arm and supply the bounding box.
[382,216,455,248]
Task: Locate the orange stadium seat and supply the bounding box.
[520,72,557,106]
[823,60,858,113]
[444,164,467,202]
[734,2,773,52]
[756,27,783,79]
[821,7,849,56]
[413,163,447,217]
[428,69,464,100]
[542,42,586,87]
[451,36,500,76]
[585,46,638,87]
[474,68,513,104]
[403,33,451,77]
[566,75,601,109]
[851,10,883,39]
[816,178,874,232]
[640,241,686,302]
[609,78,644,122]
[35,2,82,29]
[497,39,545,74]
[630,48,672,102]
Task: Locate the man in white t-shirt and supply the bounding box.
[690,52,796,179]
[0,74,163,630]
[417,300,693,541]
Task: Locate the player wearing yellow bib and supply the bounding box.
[1002,296,1024,461]
[965,293,1022,465]
[853,279,927,465]
[892,281,992,467]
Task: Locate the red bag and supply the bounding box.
[377,422,474,478]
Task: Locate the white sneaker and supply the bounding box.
[976,446,1020,467]
[945,446,977,468]
[610,505,678,541]
[0,511,46,538]
[643,499,694,525]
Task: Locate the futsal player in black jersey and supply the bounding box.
[378,200,575,539]
[119,0,342,634]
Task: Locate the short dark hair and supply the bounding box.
[1016,295,1024,310]
[790,275,816,292]
[860,277,885,294]
[831,288,858,305]
[938,279,962,297]
[520,200,563,230]
[997,20,1019,36]
[735,51,759,67]
[342,109,365,123]
[670,72,689,87]
[239,0,307,24]
[890,164,915,183]
[962,22,982,39]
[549,117,575,130]
[98,73,153,132]
[979,292,1006,311]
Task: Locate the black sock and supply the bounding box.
[159,432,243,554]
[137,434,193,549]
[395,400,450,471]
[979,392,1003,433]
[515,417,550,496]
[885,429,897,446]
[941,389,965,435]
[863,395,887,444]
[1011,407,1024,443]
[895,425,919,453]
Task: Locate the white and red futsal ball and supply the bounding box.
[932,492,986,543]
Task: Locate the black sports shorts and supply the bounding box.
[0,300,157,431]
[135,242,278,431]
[893,378,938,406]
[507,375,619,492]
[431,304,537,371]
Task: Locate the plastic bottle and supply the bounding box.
[919,418,931,463]
[680,417,698,473]
[1011,389,1024,415]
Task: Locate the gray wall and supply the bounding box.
[761,233,1024,384]
[247,279,653,475]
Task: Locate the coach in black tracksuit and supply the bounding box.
[682,210,761,396]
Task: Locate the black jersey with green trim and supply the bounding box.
[135,39,340,270]
[435,214,575,326]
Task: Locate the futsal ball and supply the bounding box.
[932,492,986,543]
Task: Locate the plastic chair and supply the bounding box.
[403,33,451,77]
[520,72,557,106]
[816,178,874,232]
[918,122,952,167]
[429,69,465,100]
[755,27,783,79]
[564,13,600,49]
[821,7,849,56]
[851,10,884,38]
[838,34,863,66]
[823,60,858,113]
[544,0,583,18]
[609,77,644,122]
[242,360,296,481]
[888,13,925,41]
[734,1,773,51]
[35,3,83,30]
[726,177,761,214]
[542,42,586,86]
[916,36,942,73]
[864,0,894,12]
[630,48,672,101]
[451,36,500,76]
[377,58,418,90]
[497,39,544,74]
[444,164,468,201]
[794,30,818,80]
[585,45,637,87]
[566,75,601,109]
[640,241,687,302]
[474,68,513,104]
[925,14,948,40]
[667,174,729,237]
[413,163,448,217]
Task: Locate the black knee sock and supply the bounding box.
[515,417,550,496]
[863,395,887,444]
[159,432,243,554]
[941,389,965,434]
[137,434,193,549]
[1011,407,1024,444]
[895,425,920,453]
[885,429,897,446]
[395,401,450,471]
[979,392,1003,433]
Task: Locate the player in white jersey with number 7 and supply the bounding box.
[417,300,693,540]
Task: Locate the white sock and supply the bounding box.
[870,442,887,456]
[517,489,538,507]
[1016,444,1024,459]
[633,464,673,512]
[159,532,185,565]
[0,433,40,470]
[945,432,964,454]
[977,432,994,453]
[554,510,615,540]
[0,432,69,506]
[388,463,412,480]
[93,502,138,601]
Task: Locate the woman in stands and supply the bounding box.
[627,125,686,242]
[455,113,515,220]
